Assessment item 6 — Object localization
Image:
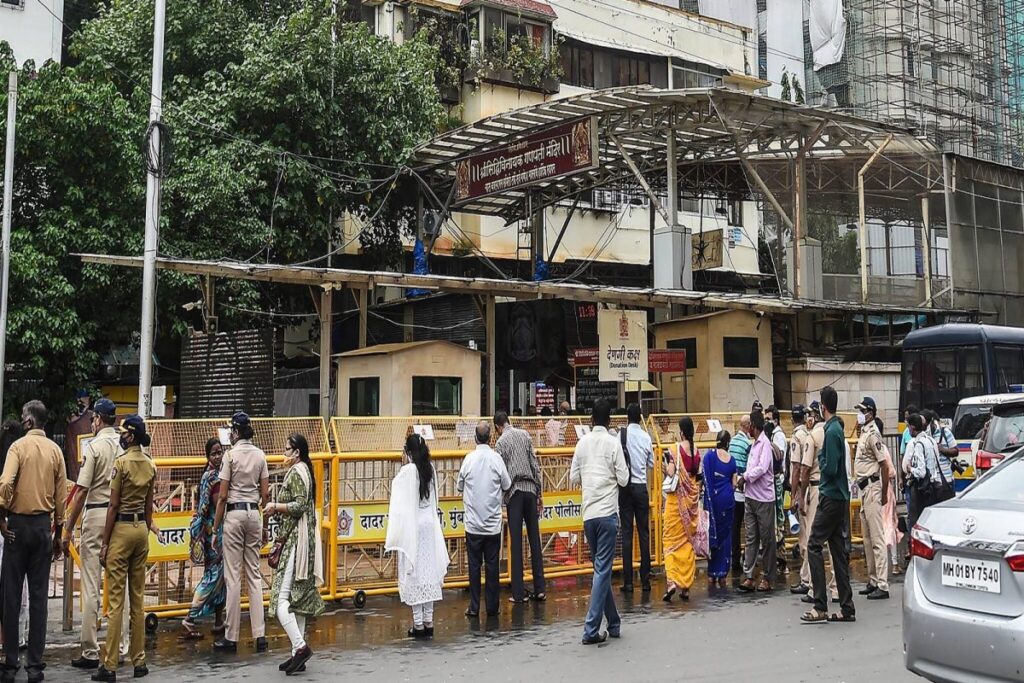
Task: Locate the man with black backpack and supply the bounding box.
[618,404,654,593]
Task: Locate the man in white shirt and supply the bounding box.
[458,422,511,618]
[618,403,654,593]
[570,399,628,645]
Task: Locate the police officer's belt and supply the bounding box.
[85,503,108,510]
[856,474,881,489]
[227,502,259,512]
[117,512,146,523]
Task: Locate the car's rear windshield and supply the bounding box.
[984,411,1024,453]
[963,456,1024,501]
[953,405,991,440]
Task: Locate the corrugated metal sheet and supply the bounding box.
[178,329,274,418]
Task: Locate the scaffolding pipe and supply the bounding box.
[858,134,893,304]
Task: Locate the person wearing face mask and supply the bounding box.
[92,415,156,682]
[181,438,228,640]
[63,399,129,669]
[213,412,270,654]
[0,401,66,683]
[852,398,895,601]
[266,434,324,675]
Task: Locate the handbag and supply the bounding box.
[661,473,679,494]
[188,533,205,565]
[267,539,285,570]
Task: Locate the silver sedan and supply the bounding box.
[903,451,1024,682]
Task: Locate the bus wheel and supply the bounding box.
[145,613,158,633]
[353,590,367,609]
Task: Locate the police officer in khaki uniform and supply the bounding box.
[787,404,810,593]
[63,399,129,670]
[212,412,270,654]
[92,415,156,682]
[853,396,895,601]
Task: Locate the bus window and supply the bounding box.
[961,346,985,397]
[994,345,1024,392]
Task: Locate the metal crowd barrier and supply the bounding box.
[64,411,870,631]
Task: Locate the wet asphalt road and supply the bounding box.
[45,565,916,683]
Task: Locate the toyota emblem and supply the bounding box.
[962,516,977,535]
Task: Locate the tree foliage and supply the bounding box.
[0,0,445,417]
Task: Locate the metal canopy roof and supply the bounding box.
[76,254,971,317]
[412,86,943,223]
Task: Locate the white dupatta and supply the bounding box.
[293,463,324,587]
[384,463,449,583]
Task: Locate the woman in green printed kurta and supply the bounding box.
[265,433,324,676]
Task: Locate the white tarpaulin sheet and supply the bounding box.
[809,0,846,70]
[697,0,756,31]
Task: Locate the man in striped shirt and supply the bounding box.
[494,411,546,603]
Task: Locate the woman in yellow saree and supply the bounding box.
[663,416,700,602]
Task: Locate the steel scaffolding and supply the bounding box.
[806,0,1017,166]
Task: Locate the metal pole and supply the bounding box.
[921,195,933,307]
[319,287,333,421]
[0,72,17,414]
[137,0,167,417]
[858,134,893,305]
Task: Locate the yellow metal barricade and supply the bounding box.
[67,411,867,627]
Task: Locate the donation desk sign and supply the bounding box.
[598,309,648,382]
[453,117,599,203]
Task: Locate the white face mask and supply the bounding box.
[856,412,867,426]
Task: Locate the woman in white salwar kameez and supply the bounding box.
[385,434,449,639]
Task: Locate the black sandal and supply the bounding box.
[829,613,856,623]
[531,592,547,602]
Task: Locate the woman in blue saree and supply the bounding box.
[182,437,227,638]
[702,430,738,588]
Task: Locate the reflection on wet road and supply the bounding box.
[46,559,915,683]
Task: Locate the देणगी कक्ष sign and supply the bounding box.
[597,309,648,382]
[335,492,584,543]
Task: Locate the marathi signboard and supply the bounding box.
[453,117,599,203]
[336,492,584,543]
[597,309,648,382]
[648,349,686,373]
[572,347,684,373]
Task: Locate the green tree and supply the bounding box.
[808,211,859,274]
[0,1,445,417]
[780,70,791,102]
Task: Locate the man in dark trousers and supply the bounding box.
[494,411,546,603]
[0,401,67,683]
[618,403,653,593]
[801,386,856,624]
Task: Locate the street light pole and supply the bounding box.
[137,0,167,417]
[0,72,18,415]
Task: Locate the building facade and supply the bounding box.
[0,0,64,66]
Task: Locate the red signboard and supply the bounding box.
[453,117,599,203]
[570,348,685,373]
[648,349,686,373]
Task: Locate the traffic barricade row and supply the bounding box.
[68,412,864,631]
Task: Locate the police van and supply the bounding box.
[951,388,1024,487]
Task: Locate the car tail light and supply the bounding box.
[1006,543,1024,572]
[976,450,1005,471]
[910,524,935,561]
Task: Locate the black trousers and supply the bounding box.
[2,513,52,675]
[466,532,501,616]
[808,496,855,616]
[618,484,651,588]
[507,491,545,600]
[731,499,746,572]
